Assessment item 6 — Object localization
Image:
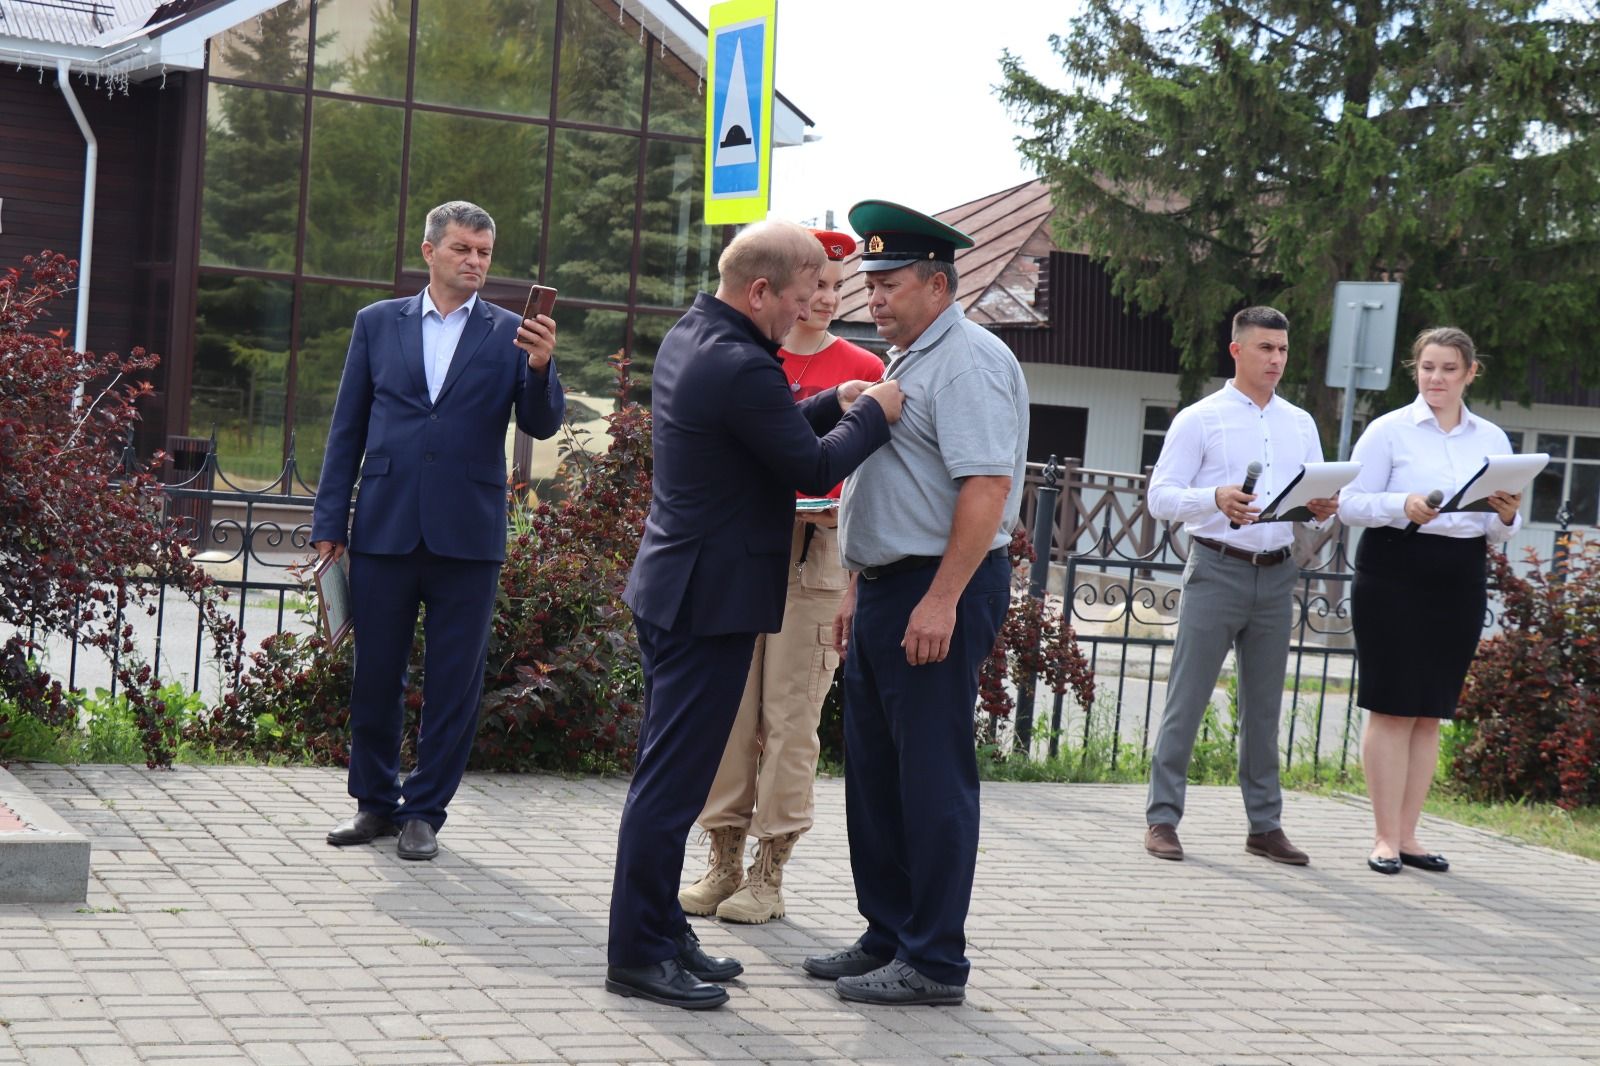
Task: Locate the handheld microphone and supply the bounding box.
[1404,489,1444,535]
[1229,460,1263,530]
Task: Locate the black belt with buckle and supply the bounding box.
[860,545,1008,581]
[1193,536,1292,567]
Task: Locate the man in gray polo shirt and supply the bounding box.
[802,200,1029,1007]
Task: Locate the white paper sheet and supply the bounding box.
[1256,461,1363,523]
[1445,453,1550,512]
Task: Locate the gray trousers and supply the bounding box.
[1146,543,1298,833]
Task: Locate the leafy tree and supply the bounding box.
[999,0,1600,438]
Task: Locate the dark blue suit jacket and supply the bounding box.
[311,291,564,563]
[623,293,891,636]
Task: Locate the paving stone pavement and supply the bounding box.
[1,765,1596,1066]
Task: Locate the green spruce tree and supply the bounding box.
[1000,0,1600,438]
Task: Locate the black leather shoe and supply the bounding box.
[396,819,438,861]
[1400,851,1450,872]
[802,940,891,980]
[675,927,743,982]
[326,811,398,847]
[605,958,728,1009]
[1367,854,1402,875]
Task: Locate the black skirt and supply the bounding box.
[1351,526,1488,719]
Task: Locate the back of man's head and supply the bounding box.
[716,220,825,299]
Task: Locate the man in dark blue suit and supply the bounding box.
[311,200,563,862]
[605,221,904,1010]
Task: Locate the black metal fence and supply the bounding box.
[6,445,1557,777]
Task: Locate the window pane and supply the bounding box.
[201,84,304,272]
[1143,404,1174,432]
[191,276,293,489]
[413,0,556,117]
[1574,435,1600,461]
[1502,428,1524,452]
[1537,433,1569,459]
[405,112,547,280]
[1531,464,1566,524]
[294,283,392,489]
[210,1,309,85]
[637,140,711,308]
[313,0,410,98]
[628,312,676,407]
[648,40,703,136]
[304,98,404,280]
[558,0,645,129]
[552,307,628,397]
[1140,434,1164,472]
[1571,465,1600,525]
[546,129,640,303]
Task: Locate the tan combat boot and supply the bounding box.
[677,826,746,916]
[715,831,799,924]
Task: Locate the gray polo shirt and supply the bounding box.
[839,301,1030,571]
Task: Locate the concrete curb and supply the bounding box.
[0,764,90,902]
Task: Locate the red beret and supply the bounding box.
[808,228,857,261]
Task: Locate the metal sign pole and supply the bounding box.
[1335,301,1380,462]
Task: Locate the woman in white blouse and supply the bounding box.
[1338,328,1522,876]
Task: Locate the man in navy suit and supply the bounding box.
[311,200,563,862]
[605,221,904,1010]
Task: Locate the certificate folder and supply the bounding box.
[1255,461,1362,522]
[312,553,354,650]
[1442,453,1549,513]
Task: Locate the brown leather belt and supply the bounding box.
[860,546,1007,581]
[1193,536,1292,567]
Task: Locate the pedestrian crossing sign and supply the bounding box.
[705,0,776,224]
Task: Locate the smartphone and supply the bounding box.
[521,284,558,322]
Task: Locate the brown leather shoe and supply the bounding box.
[1245,828,1309,865]
[1144,823,1183,860]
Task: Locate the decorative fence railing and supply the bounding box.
[5,445,1571,779]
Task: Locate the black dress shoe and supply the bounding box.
[675,927,743,982]
[396,819,438,861]
[326,811,399,847]
[802,939,891,980]
[1400,851,1450,872]
[1367,854,1402,875]
[605,958,728,1009]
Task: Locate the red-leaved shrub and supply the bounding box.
[1453,537,1600,809]
[0,252,241,766]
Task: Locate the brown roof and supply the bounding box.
[836,178,1058,328]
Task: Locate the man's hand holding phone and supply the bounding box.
[517,284,558,371]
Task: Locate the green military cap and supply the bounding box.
[847,199,975,273]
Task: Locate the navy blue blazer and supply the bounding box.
[624,293,891,636]
[311,291,565,563]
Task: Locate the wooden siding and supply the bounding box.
[0,66,198,453]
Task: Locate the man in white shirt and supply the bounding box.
[1142,306,1338,864]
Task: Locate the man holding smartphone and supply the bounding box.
[311,200,563,862]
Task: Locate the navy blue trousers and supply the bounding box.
[346,546,501,831]
[843,552,1010,987]
[608,612,756,967]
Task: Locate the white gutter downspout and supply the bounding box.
[56,59,97,405]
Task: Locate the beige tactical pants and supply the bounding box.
[698,518,847,839]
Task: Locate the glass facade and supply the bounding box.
[197,0,711,487]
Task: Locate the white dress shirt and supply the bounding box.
[1338,394,1522,543]
[1147,381,1325,552]
[420,287,478,403]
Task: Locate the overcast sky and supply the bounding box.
[677,0,1078,229]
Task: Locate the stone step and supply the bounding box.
[0,765,90,903]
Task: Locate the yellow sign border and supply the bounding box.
[704,0,777,225]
